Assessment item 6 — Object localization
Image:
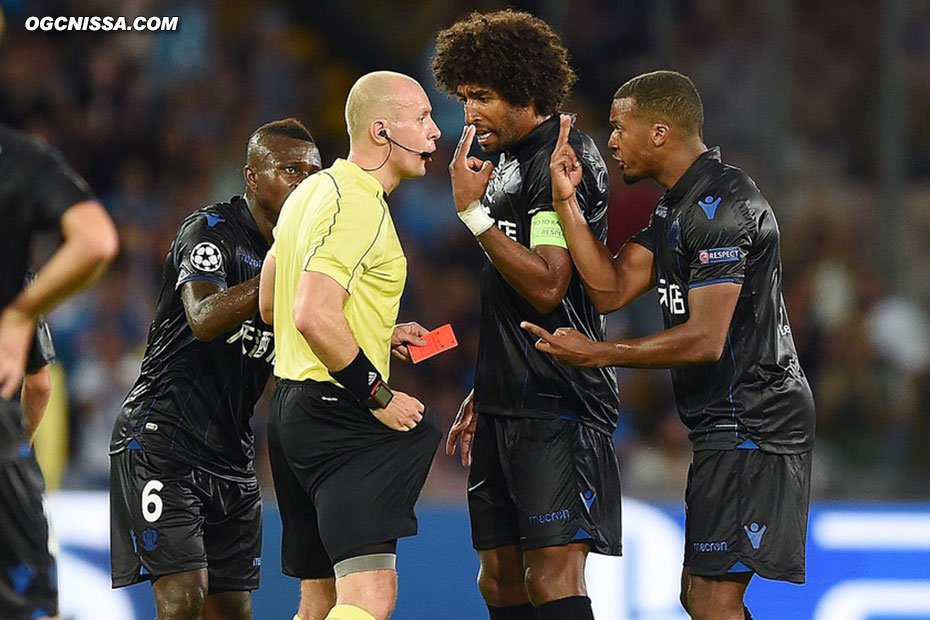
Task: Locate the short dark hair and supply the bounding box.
[432,10,575,116]
[249,118,314,145]
[614,71,704,137]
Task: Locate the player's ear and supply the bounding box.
[243,165,258,189]
[652,121,669,148]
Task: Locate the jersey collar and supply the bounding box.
[664,146,722,205]
[332,158,385,200]
[509,113,563,161]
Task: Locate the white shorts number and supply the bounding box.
[141,480,165,523]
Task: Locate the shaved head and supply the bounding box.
[345,71,427,144]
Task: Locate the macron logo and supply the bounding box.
[698,195,722,219]
[744,523,767,549]
[581,490,596,512]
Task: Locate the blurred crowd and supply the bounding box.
[3,0,930,500]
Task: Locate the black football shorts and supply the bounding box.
[268,379,441,580]
[684,448,812,583]
[0,449,57,620]
[109,447,262,592]
[467,413,623,556]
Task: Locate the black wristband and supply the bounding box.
[331,350,394,410]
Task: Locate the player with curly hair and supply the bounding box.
[433,10,621,620]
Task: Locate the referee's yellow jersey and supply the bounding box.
[269,158,406,383]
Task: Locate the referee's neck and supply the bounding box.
[348,151,398,196]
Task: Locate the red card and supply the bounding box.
[408,323,458,364]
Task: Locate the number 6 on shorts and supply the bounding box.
[142,479,164,522]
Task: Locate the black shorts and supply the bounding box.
[0,451,57,620]
[267,379,441,580]
[109,448,262,592]
[684,448,812,584]
[467,413,623,556]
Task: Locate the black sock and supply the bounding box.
[744,606,755,620]
[488,603,537,620]
[536,596,593,620]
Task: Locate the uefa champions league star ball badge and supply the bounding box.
[190,242,223,272]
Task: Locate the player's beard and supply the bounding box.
[479,106,530,155]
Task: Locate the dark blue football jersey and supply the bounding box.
[630,148,814,453]
[110,197,273,478]
[473,115,620,435]
[0,124,92,460]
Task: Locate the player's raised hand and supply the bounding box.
[550,114,582,204]
[449,125,494,211]
[391,321,428,362]
[373,390,425,432]
[0,308,36,400]
[446,389,477,467]
[520,321,604,368]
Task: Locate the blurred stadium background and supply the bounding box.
[3,0,930,618]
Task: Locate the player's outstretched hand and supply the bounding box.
[449,125,494,212]
[446,390,477,467]
[550,114,582,204]
[391,321,429,362]
[0,308,36,400]
[520,321,604,368]
[372,390,425,432]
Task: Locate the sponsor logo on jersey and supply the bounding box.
[226,318,274,363]
[238,249,261,269]
[658,277,686,315]
[529,509,571,525]
[693,541,728,552]
[699,195,722,219]
[655,204,668,218]
[699,247,740,264]
[190,242,223,272]
[744,522,767,549]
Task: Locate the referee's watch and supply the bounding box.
[365,379,394,410]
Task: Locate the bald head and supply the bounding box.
[345,71,427,144]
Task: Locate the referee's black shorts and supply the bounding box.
[267,379,441,579]
[684,447,812,584]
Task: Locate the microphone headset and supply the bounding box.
[378,129,432,158]
[361,129,432,172]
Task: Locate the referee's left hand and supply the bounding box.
[520,321,603,368]
[0,307,36,399]
[391,321,428,362]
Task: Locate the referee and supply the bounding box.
[260,71,442,620]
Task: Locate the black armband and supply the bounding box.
[331,350,394,410]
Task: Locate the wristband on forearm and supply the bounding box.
[457,200,495,236]
[331,349,394,410]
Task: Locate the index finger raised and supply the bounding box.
[452,124,475,166]
[556,114,572,150]
[520,321,553,342]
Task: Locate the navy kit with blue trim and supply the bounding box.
[473,115,620,434]
[1,123,95,620]
[109,196,274,479]
[109,196,272,590]
[630,148,815,454]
